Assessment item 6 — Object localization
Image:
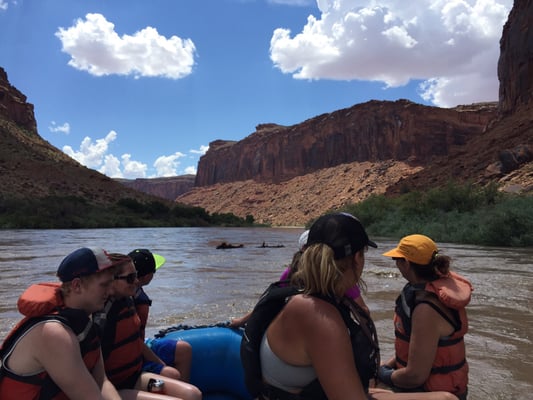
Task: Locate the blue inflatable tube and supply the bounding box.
[150,324,252,400]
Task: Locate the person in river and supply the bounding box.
[241,212,458,400]
[0,247,122,400]
[95,252,201,400]
[379,234,472,400]
[129,248,193,382]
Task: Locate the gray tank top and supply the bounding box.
[260,333,317,392]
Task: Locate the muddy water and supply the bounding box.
[0,228,531,399]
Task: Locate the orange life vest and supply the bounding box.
[0,282,101,400]
[98,296,144,389]
[394,271,472,396]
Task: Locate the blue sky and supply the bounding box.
[0,0,512,179]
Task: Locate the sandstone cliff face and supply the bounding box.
[118,175,195,201]
[178,0,533,226]
[0,67,37,135]
[498,0,533,115]
[195,100,497,186]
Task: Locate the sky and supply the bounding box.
[0,0,512,179]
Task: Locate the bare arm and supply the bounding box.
[36,322,110,400]
[92,349,121,400]
[391,303,454,388]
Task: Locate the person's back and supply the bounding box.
[0,247,121,400]
[243,213,380,400]
[380,234,472,400]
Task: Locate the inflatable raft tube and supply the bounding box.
[151,323,252,400]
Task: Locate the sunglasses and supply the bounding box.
[114,272,138,284]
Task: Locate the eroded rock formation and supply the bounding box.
[195,100,497,186]
[498,0,533,114]
[0,67,37,134]
[118,175,195,201]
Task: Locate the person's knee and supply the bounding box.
[160,365,181,380]
[176,340,193,360]
[182,384,202,400]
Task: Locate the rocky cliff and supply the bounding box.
[0,67,164,205]
[0,68,37,135]
[178,0,533,226]
[498,0,533,115]
[195,100,498,186]
[118,175,195,201]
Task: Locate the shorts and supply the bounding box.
[142,338,178,373]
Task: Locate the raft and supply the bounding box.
[151,323,252,400]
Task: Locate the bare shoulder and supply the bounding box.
[8,320,77,374]
[286,294,344,328]
[35,320,79,356]
[412,302,455,336]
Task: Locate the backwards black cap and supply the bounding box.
[307,212,377,260]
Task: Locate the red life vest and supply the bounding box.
[394,271,472,396]
[98,297,144,389]
[134,287,152,340]
[0,283,101,400]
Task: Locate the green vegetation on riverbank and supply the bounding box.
[0,196,255,229]
[340,182,533,247]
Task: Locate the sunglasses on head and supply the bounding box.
[114,272,138,284]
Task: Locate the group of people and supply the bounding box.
[0,211,473,400]
[0,247,199,399]
[240,212,472,400]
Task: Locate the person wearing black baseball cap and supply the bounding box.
[129,249,193,383]
[0,247,123,399]
[246,213,457,400]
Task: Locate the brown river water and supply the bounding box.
[0,227,531,399]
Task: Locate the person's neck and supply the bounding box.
[62,297,90,315]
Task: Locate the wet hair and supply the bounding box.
[295,243,359,297]
[410,253,451,281]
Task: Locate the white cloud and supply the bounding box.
[63,130,117,169]
[153,152,186,177]
[0,1,8,11]
[49,121,70,134]
[184,165,197,175]
[55,13,197,79]
[270,0,512,107]
[190,145,209,155]
[62,131,200,178]
[99,154,124,178]
[121,154,148,179]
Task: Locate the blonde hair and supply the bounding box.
[294,243,356,297]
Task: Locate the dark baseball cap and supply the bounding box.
[307,212,377,259]
[128,249,166,278]
[57,247,120,282]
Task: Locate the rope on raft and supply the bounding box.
[154,321,237,338]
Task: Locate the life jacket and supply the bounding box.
[394,271,472,396]
[133,287,152,340]
[0,282,101,400]
[97,296,144,389]
[241,281,379,400]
